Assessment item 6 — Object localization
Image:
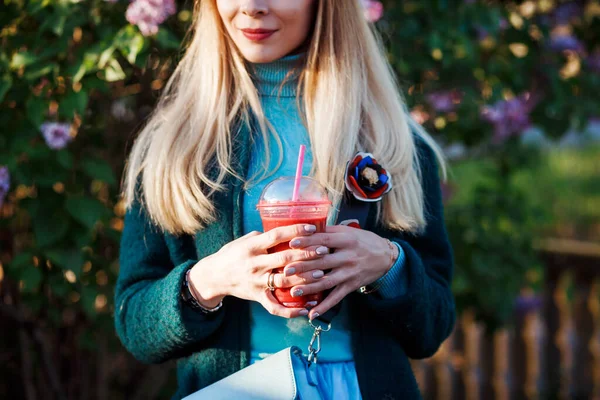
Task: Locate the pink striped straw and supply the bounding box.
[292,145,306,202]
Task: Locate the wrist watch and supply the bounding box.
[181,269,223,314]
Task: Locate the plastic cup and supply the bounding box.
[257,177,331,308]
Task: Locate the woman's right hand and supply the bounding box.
[188,224,328,318]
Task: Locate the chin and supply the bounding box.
[239,47,287,64]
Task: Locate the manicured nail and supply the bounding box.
[285,267,296,277]
[290,239,301,247]
[299,309,309,316]
[316,246,329,255]
[292,289,304,297]
[310,312,320,320]
[304,225,316,233]
[312,270,324,279]
[306,301,318,307]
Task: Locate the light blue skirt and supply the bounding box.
[250,355,363,400]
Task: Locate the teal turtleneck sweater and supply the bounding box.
[244,54,407,362]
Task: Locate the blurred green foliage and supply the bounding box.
[0,0,599,397]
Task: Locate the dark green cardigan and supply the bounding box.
[114,124,456,400]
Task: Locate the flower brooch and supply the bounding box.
[344,152,393,203]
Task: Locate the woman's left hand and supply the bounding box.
[282,225,397,320]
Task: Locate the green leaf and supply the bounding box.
[33,211,70,247]
[59,90,88,119]
[156,28,181,50]
[80,286,98,319]
[10,52,40,69]
[103,59,125,82]
[115,26,147,65]
[49,275,70,298]
[72,63,87,83]
[25,96,47,128]
[66,195,108,229]
[24,62,57,81]
[98,46,115,69]
[45,249,84,277]
[56,150,74,168]
[8,252,35,273]
[21,267,43,292]
[120,32,145,65]
[82,159,117,185]
[26,0,51,14]
[0,75,12,102]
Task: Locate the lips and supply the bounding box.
[241,28,277,41]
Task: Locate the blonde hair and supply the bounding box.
[122,0,446,235]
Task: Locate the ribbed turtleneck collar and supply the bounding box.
[248,53,304,98]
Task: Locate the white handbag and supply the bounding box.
[183,346,323,400]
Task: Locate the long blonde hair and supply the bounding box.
[122,0,446,235]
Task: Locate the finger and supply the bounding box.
[256,246,326,273]
[248,224,318,251]
[309,285,349,320]
[288,232,355,250]
[289,268,347,297]
[283,251,348,276]
[262,292,309,319]
[325,225,354,233]
[272,270,325,289]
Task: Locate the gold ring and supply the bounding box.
[267,272,276,292]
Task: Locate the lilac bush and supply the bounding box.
[481,95,536,143]
[126,0,177,36]
[0,166,9,209]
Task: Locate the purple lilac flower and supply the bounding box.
[0,166,10,209]
[549,33,585,54]
[475,26,490,41]
[553,2,582,25]
[426,90,463,113]
[360,0,384,23]
[514,294,543,314]
[40,122,72,150]
[481,94,535,143]
[126,0,177,36]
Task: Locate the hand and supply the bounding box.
[284,225,397,320]
[189,224,328,318]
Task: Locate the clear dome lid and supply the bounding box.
[257,176,330,207]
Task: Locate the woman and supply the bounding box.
[115,0,456,399]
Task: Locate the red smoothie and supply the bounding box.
[261,215,327,308]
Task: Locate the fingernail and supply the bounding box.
[310,312,320,320]
[304,225,316,233]
[299,309,309,316]
[285,267,296,277]
[312,270,324,279]
[316,246,329,255]
[306,301,318,307]
[290,239,301,247]
[292,289,304,297]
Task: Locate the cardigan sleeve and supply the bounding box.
[114,196,226,364]
[363,137,456,359]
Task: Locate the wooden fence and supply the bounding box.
[412,239,600,400]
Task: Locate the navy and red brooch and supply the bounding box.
[344,152,393,203]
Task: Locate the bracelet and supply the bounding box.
[358,239,399,295]
[181,269,223,314]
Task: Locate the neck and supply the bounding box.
[248,53,305,98]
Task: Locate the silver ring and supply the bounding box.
[267,272,276,292]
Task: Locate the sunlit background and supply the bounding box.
[1,0,599,399]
